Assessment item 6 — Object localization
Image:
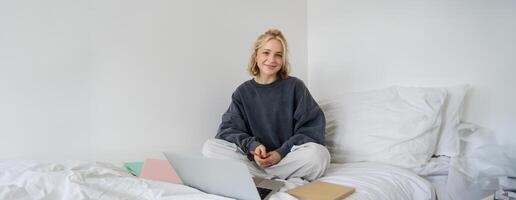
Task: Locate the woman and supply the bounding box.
[202,29,330,181]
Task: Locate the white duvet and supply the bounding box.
[317,163,435,200]
[0,160,434,200]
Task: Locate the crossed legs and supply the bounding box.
[202,139,330,181]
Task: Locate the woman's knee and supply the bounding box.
[201,139,218,157]
[202,139,244,160]
[300,143,331,172]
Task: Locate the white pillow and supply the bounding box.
[322,86,447,168]
[434,85,470,157]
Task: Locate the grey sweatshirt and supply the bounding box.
[215,76,326,160]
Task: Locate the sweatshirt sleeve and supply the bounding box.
[276,82,326,158]
[215,92,261,156]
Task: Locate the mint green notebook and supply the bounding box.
[124,162,144,176]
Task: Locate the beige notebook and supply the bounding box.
[287,181,355,200]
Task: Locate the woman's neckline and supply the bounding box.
[251,76,288,87]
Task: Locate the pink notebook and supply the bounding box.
[140,159,182,184]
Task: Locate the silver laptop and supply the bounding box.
[163,152,284,200]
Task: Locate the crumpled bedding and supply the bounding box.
[0,160,228,200]
[0,160,434,200]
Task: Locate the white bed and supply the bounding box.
[2,85,478,200]
[0,160,434,200]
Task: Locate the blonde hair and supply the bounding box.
[247,29,290,79]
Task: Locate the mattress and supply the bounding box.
[0,160,434,200]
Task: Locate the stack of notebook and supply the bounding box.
[124,159,182,184]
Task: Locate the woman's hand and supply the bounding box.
[253,145,268,167]
[262,151,281,167]
[253,145,282,168]
[253,144,267,159]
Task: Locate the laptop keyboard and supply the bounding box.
[256,187,273,199]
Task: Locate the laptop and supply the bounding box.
[163,152,284,200]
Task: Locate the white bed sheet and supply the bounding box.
[423,175,448,200]
[409,156,451,200]
[0,160,434,200]
[314,162,435,200]
[0,160,229,200]
[410,156,451,176]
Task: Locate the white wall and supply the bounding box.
[3,0,513,164]
[0,0,307,163]
[307,0,516,145]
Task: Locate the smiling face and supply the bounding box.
[255,39,284,80]
[248,29,290,80]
